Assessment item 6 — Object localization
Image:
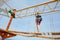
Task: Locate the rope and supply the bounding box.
[49,1,60,40]
[53,1,59,9]
[50,12,56,40]
[0,14,3,26]
[2,0,12,9]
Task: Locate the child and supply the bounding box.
[35,12,42,32]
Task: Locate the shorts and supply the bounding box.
[36,19,42,25]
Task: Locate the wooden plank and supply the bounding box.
[8,30,60,35]
[17,0,60,12]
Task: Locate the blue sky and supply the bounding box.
[0,0,60,40]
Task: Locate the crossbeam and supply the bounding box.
[17,0,60,12]
[0,29,16,40]
[8,30,60,35]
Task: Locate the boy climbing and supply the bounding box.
[35,12,42,32]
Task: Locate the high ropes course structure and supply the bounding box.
[0,0,60,40]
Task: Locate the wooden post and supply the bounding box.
[2,37,5,40]
[6,16,13,31]
[6,9,16,31]
[1,33,5,40]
